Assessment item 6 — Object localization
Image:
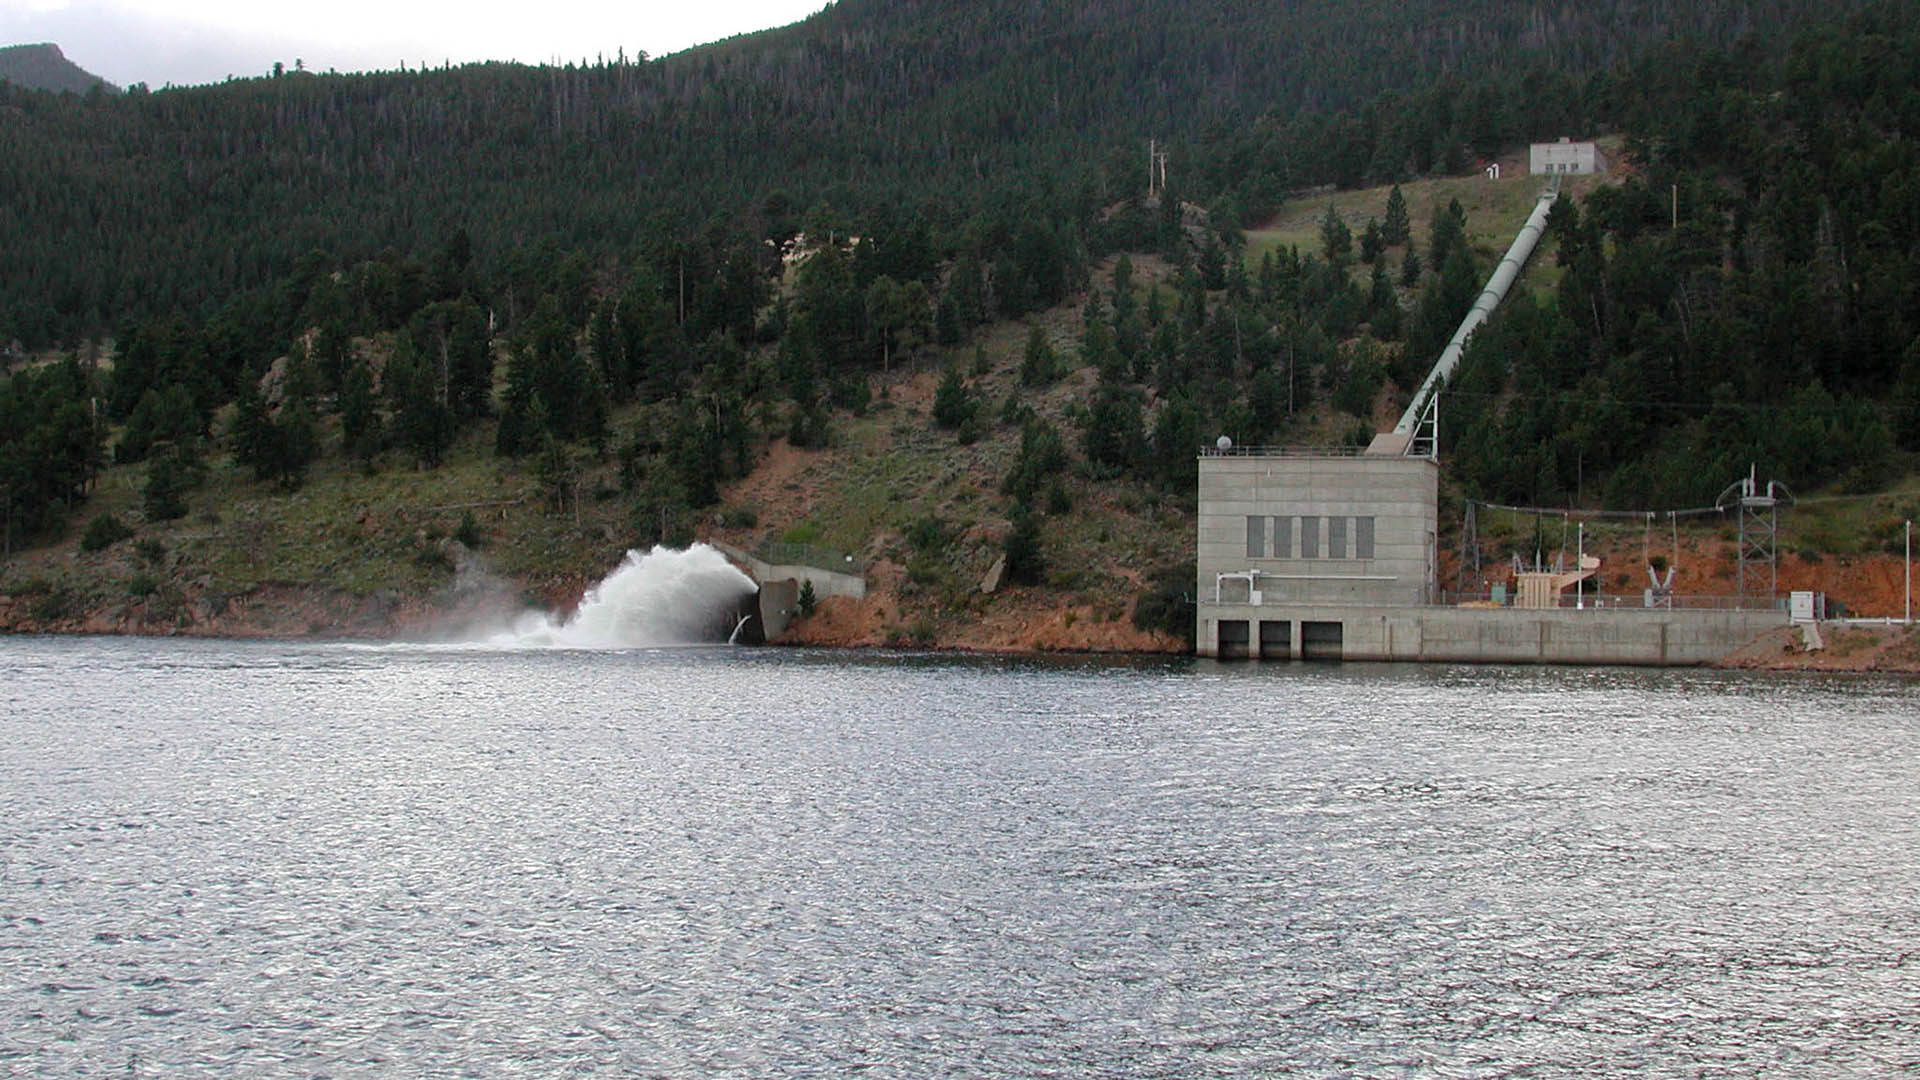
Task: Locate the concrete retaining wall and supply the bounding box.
[708,540,867,641]
[1198,603,1789,666]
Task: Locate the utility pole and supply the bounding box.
[1577,522,1585,610]
[1906,519,1912,625]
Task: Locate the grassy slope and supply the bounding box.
[707,301,1196,649]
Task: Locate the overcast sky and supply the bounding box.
[1,0,831,88]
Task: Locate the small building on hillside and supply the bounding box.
[1529,138,1604,176]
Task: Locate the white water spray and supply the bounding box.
[482,544,757,649]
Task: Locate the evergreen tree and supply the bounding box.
[1382,185,1411,246]
[1248,369,1286,446]
[668,409,720,508]
[1110,253,1136,318]
[0,359,105,551]
[1399,250,1424,289]
[1197,239,1228,291]
[1368,261,1402,340]
[1360,218,1385,263]
[1002,503,1045,587]
[268,397,319,490]
[229,367,274,476]
[389,337,456,467]
[312,321,352,395]
[1148,395,1201,491]
[411,298,492,422]
[931,364,977,432]
[141,444,198,522]
[1408,247,1481,361]
[1082,385,1146,472]
[1019,325,1061,387]
[1320,204,1353,265]
[1002,419,1068,506]
[536,431,579,514]
[1428,199,1468,274]
[339,355,382,460]
[115,385,200,465]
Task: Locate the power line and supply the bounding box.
[1436,386,1785,415]
[1468,499,1727,521]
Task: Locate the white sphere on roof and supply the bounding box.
[1216,435,1233,451]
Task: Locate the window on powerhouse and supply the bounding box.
[1247,515,1375,559]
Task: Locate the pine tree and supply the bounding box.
[931,364,977,431]
[339,355,382,460]
[1359,218,1385,263]
[1002,503,1045,587]
[1320,204,1353,265]
[1082,385,1145,472]
[389,340,456,468]
[1382,185,1411,246]
[141,444,198,522]
[230,367,273,475]
[1428,199,1468,273]
[1150,395,1202,492]
[1019,325,1060,387]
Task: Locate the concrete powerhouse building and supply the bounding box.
[1196,449,1436,659]
[1194,444,1790,665]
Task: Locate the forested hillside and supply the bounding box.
[1448,11,1920,507]
[0,0,1848,348]
[3,0,1919,633]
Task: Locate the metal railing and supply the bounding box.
[1439,590,1788,613]
[1198,445,1371,458]
[1206,587,1788,613]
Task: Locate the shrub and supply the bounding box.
[414,544,454,575]
[1002,505,1045,586]
[1132,562,1197,647]
[80,514,134,553]
[782,522,823,545]
[19,579,77,623]
[906,515,951,554]
[454,511,484,549]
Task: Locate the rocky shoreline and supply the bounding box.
[6,575,1917,675]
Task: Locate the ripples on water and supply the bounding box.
[2,638,1917,1076]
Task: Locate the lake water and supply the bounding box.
[2,636,1917,1077]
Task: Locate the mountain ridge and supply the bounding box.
[0,42,118,96]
